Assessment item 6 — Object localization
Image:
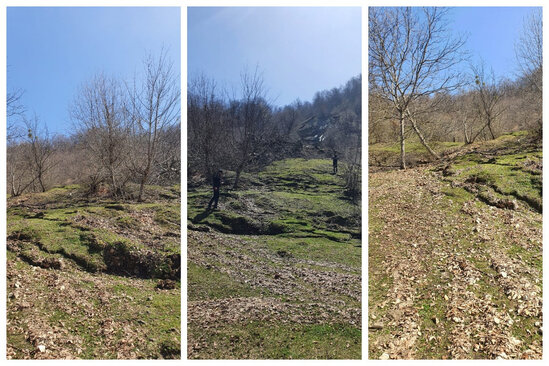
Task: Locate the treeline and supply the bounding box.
[188,68,361,189]
[7,51,181,200]
[369,66,542,145]
[368,7,542,168]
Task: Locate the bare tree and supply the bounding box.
[454,92,476,144]
[7,88,25,141]
[230,66,274,188]
[128,51,180,201]
[7,142,34,197]
[24,115,55,192]
[276,104,299,138]
[71,73,130,196]
[187,74,227,178]
[153,123,181,185]
[468,63,505,143]
[516,9,542,92]
[369,7,467,169]
[515,8,542,138]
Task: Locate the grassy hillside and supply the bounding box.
[7,185,181,359]
[369,132,542,359]
[187,158,361,359]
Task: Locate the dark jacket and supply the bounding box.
[212,174,221,189]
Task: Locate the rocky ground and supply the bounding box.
[6,184,181,359]
[187,158,362,359]
[369,133,542,359]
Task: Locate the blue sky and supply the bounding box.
[6,6,540,136]
[7,7,180,135]
[188,7,362,107]
[448,6,541,80]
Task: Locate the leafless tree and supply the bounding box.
[369,7,467,169]
[469,63,505,143]
[276,104,299,138]
[453,92,476,144]
[71,73,131,196]
[187,74,228,178]
[128,51,180,201]
[7,142,33,197]
[24,115,55,192]
[7,88,25,141]
[516,8,542,92]
[153,124,181,185]
[515,8,542,138]
[230,66,274,188]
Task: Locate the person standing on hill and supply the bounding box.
[207,170,223,210]
[332,153,338,175]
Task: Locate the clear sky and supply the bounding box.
[447,7,540,80]
[188,7,362,107]
[7,7,180,135]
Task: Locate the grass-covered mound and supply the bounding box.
[7,184,181,359]
[437,131,542,213]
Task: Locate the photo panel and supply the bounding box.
[368,6,542,360]
[6,6,181,359]
[187,6,362,360]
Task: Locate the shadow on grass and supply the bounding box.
[192,209,214,223]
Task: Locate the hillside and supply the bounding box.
[187,158,361,359]
[369,132,542,359]
[6,185,181,359]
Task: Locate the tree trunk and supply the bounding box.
[138,180,145,202]
[38,173,46,192]
[463,118,471,144]
[10,175,17,197]
[487,120,496,140]
[399,114,406,169]
[470,122,489,145]
[109,167,118,197]
[233,167,243,190]
[406,110,440,159]
[138,163,151,202]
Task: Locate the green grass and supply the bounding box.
[189,321,360,359]
[7,257,180,359]
[261,235,361,268]
[188,158,360,243]
[188,158,362,359]
[445,146,542,212]
[7,190,181,278]
[187,262,268,300]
